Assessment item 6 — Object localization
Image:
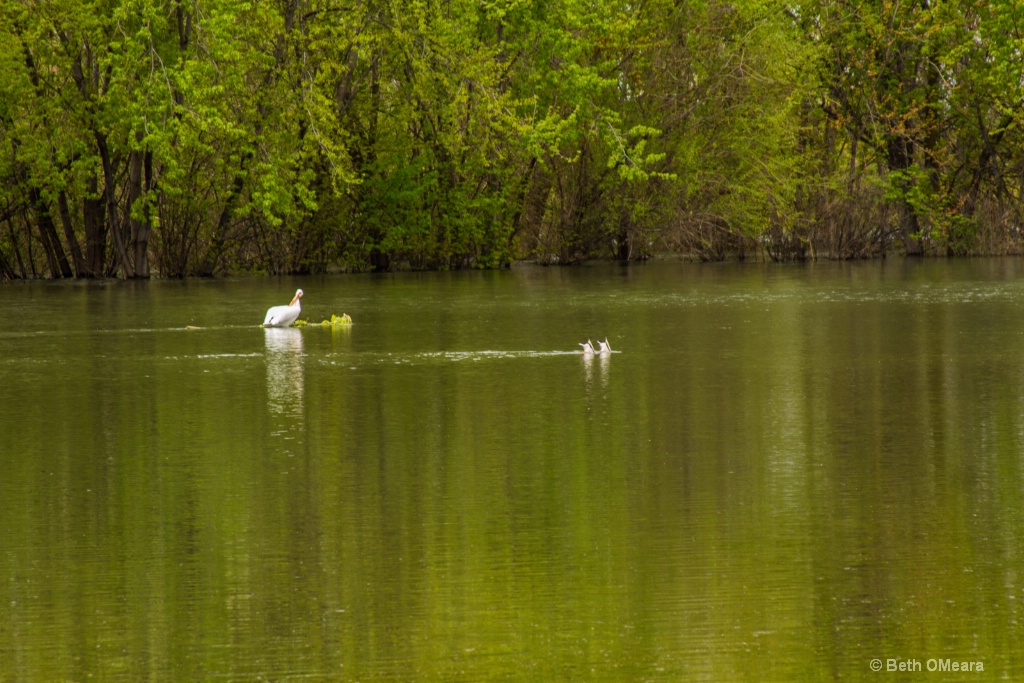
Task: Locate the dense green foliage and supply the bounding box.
[2,0,1024,278]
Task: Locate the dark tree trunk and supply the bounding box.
[127,143,154,279]
[200,154,249,276]
[137,150,154,278]
[616,230,632,260]
[29,188,73,278]
[0,211,16,280]
[0,249,15,281]
[83,174,107,277]
[5,212,28,278]
[95,131,134,278]
[57,189,87,276]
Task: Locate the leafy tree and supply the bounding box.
[4,0,1024,280]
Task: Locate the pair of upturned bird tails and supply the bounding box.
[580,339,612,356]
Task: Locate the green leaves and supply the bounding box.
[5,0,1023,278]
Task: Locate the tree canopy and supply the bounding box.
[2,0,1024,279]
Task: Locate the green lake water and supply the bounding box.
[1,259,1022,681]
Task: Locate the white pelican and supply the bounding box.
[263,289,303,327]
[580,340,595,355]
[597,338,612,355]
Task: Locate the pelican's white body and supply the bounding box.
[263,289,303,327]
[597,339,612,355]
[580,340,595,355]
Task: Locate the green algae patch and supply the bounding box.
[292,314,353,328]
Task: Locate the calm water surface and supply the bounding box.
[2,259,1023,681]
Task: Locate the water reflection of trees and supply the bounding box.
[264,328,304,416]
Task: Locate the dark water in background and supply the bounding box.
[1,259,1022,681]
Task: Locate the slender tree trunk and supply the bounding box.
[6,214,28,278]
[176,0,192,51]
[0,211,16,280]
[29,188,73,278]
[95,131,135,278]
[127,141,153,278]
[515,159,553,255]
[57,190,87,276]
[83,174,107,277]
[136,150,153,278]
[364,53,392,272]
[200,153,250,276]
[20,207,38,278]
[0,249,14,281]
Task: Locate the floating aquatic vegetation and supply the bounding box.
[292,314,353,328]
